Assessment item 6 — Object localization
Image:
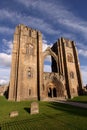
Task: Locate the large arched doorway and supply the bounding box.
[47,82,56,98]
[45,75,65,98]
[48,87,57,98]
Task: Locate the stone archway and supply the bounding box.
[43,47,58,73]
[48,87,57,98]
[43,47,58,63]
[47,82,56,98]
[44,73,65,98]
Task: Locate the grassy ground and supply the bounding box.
[0,96,87,130]
[68,96,87,103]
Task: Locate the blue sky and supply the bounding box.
[0,0,87,86]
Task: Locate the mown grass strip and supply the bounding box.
[0,96,87,130]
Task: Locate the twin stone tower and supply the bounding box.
[8,24,83,101]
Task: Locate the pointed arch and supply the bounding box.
[43,47,58,72]
[43,47,58,62]
[45,74,65,98]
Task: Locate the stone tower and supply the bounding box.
[8,24,43,101]
[8,25,83,101]
[51,38,83,98]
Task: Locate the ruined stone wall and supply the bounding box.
[8,24,83,101]
[43,72,66,98]
[0,85,8,96]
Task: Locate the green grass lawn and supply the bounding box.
[0,96,87,130]
[68,96,87,103]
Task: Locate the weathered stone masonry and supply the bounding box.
[8,24,83,101]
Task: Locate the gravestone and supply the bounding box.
[9,111,19,117]
[30,102,39,115]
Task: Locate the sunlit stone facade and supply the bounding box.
[8,24,83,101]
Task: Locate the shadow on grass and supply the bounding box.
[47,102,87,117]
[24,107,30,113]
[68,100,87,103]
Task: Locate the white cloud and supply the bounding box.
[14,0,40,8]
[44,64,51,72]
[42,35,53,52]
[78,49,87,57]
[0,67,10,85]
[2,39,13,54]
[0,0,87,86]
[15,0,87,40]
[0,79,9,85]
[77,42,87,50]
[0,26,14,34]
[0,9,16,20]
[43,40,48,51]
[0,39,12,86]
[0,53,11,67]
[81,66,87,86]
[1,0,87,42]
[0,9,59,35]
[0,1,87,41]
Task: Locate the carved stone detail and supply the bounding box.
[22,43,34,56]
[27,67,33,78]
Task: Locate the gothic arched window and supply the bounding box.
[67,53,73,62]
[29,89,31,96]
[70,71,74,79]
[26,43,34,55]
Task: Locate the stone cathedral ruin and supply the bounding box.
[8,24,83,101]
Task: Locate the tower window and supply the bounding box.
[29,89,31,96]
[70,71,74,79]
[67,53,73,62]
[42,84,45,91]
[26,43,34,55]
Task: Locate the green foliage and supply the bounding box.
[0,96,87,130]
